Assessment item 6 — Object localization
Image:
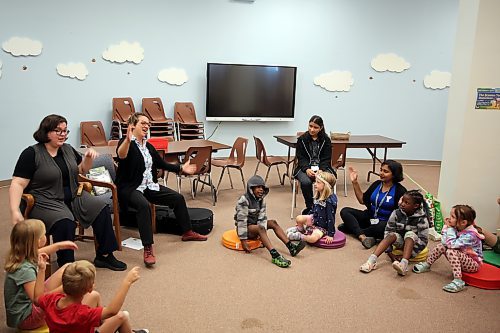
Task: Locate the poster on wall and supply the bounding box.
[475,88,500,110]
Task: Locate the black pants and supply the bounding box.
[128,185,192,246]
[296,170,315,210]
[50,206,119,267]
[339,207,387,239]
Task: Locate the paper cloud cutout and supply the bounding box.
[158,68,188,86]
[56,62,89,80]
[371,53,410,73]
[102,41,144,64]
[2,37,43,56]
[313,70,354,92]
[423,70,451,89]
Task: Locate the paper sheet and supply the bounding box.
[121,237,144,250]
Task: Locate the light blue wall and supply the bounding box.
[0,0,459,180]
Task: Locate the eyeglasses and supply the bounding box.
[139,121,151,127]
[53,129,70,136]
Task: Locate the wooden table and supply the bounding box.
[274,135,406,181]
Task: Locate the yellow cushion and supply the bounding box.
[18,324,49,333]
[222,229,262,251]
[392,246,429,262]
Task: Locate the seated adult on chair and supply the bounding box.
[339,160,407,249]
[9,114,126,271]
[115,112,207,267]
[293,115,335,213]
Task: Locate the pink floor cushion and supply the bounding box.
[311,230,346,249]
[462,263,500,290]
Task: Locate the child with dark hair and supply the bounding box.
[413,205,484,293]
[234,175,306,268]
[360,190,429,276]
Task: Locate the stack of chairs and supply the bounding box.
[174,102,205,140]
[142,97,176,141]
[111,97,135,140]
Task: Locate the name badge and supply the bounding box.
[370,218,379,225]
[311,165,319,172]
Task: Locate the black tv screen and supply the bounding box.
[206,63,297,121]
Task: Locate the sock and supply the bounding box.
[400,258,409,269]
[269,249,280,259]
[368,254,378,264]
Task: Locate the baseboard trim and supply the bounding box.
[0,179,11,188]
[344,158,441,166]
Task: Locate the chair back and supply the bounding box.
[229,137,248,167]
[253,136,269,165]
[174,102,198,123]
[80,121,108,147]
[331,142,347,169]
[142,97,168,121]
[91,154,117,181]
[185,146,212,175]
[112,97,135,122]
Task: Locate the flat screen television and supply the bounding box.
[206,63,297,121]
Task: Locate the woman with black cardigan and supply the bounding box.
[339,160,407,249]
[293,115,335,213]
[115,113,207,267]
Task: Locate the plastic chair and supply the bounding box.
[211,137,248,192]
[111,97,135,140]
[176,146,217,206]
[80,121,108,147]
[253,136,287,185]
[331,142,347,197]
[142,97,176,141]
[174,102,205,140]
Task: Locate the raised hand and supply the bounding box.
[181,159,197,175]
[348,166,358,183]
[84,148,98,161]
[37,253,49,271]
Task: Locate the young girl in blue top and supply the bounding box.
[288,171,338,244]
[413,204,484,293]
[3,219,77,330]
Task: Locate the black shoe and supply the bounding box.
[361,237,376,249]
[301,208,311,215]
[337,223,346,233]
[289,241,306,257]
[94,253,127,271]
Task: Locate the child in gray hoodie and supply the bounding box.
[234,175,306,268]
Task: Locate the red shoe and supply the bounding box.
[181,230,208,241]
[143,245,156,266]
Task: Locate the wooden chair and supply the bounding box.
[211,137,248,192]
[253,136,288,185]
[176,146,217,206]
[331,142,347,197]
[142,97,176,141]
[80,121,108,147]
[174,102,205,140]
[111,97,135,140]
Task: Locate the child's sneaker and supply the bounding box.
[412,261,431,274]
[288,231,303,241]
[392,261,408,276]
[442,279,466,293]
[359,261,377,273]
[289,241,306,257]
[286,226,299,237]
[272,255,291,268]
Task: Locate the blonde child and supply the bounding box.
[413,204,484,293]
[34,259,148,333]
[288,171,338,244]
[360,190,429,275]
[3,219,77,330]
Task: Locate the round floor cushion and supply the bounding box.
[222,229,263,251]
[18,324,49,333]
[392,246,429,262]
[462,263,500,290]
[483,250,500,268]
[311,230,346,249]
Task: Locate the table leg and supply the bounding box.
[367,148,377,182]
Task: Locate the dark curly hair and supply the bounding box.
[33,114,67,143]
[381,159,404,183]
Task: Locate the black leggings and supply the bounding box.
[339,207,387,239]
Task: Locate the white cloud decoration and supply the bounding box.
[371,53,410,73]
[313,70,354,92]
[56,62,89,80]
[423,70,451,89]
[102,41,144,64]
[2,37,43,56]
[158,68,188,86]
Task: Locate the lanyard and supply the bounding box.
[373,184,392,218]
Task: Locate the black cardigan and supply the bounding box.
[293,131,335,176]
[115,138,181,210]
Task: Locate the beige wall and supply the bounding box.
[439,0,500,231]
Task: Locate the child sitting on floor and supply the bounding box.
[34,259,148,333]
[234,175,306,268]
[360,190,429,275]
[287,171,338,245]
[413,204,484,293]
